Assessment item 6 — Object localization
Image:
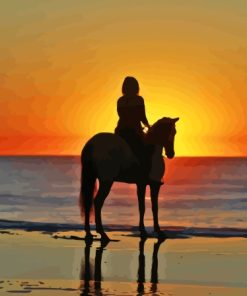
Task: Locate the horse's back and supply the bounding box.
[82,132,134,159]
[81,133,138,181]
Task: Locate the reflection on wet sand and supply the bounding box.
[80,239,109,295]
[138,237,166,295]
[80,238,166,295]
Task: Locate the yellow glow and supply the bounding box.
[0,1,246,156]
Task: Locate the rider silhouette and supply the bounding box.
[115,76,150,182]
[115,77,150,172]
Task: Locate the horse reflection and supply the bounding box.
[80,238,166,295]
[80,239,109,295]
[138,237,166,294]
[80,241,92,295]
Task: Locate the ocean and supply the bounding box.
[0,156,247,231]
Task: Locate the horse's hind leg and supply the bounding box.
[82,175,96,241]
[84,204,93,241]
[94,181,113,240]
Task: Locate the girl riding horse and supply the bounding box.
[80,77,179,241]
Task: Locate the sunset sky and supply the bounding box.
[0,0,246,156]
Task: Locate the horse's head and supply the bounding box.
[146,117,179,159]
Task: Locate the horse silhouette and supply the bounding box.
[79,117,179,241]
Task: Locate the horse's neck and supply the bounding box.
[145,126,167,146]
[151,145,163,157]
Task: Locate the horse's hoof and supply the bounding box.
[100,232,110,242]
[85,233,94,242]
[156,230,166,239]
[140,229,148,238]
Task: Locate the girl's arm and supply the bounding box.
[139,97,150,127]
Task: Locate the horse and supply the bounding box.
[79,117,179,241]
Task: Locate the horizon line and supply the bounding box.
[0,154,247,158]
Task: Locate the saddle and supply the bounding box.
[115,128,163,185]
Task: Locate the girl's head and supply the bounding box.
[122,76,139,96]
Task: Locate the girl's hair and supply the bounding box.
[122,76,139,96]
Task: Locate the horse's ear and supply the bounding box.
[173,117,179,122]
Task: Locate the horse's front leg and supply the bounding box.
[137,183,147,236]
[150,183,161,234]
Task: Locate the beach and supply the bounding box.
[0,229,247,295]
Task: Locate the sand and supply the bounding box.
[0,230,247,295]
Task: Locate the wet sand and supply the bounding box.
[0,230,247,295]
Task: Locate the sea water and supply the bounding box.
[0,156,246,229]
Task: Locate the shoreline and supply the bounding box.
[1,219,247,238]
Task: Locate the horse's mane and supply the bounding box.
[145,117,172,145]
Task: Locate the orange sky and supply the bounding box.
[0,1,246,156]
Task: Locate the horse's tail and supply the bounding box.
[79,155,97,220]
